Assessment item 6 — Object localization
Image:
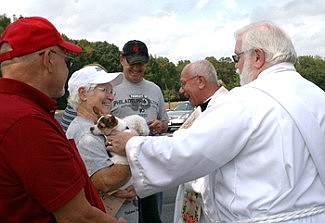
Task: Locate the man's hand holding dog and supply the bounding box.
[107,130,138,156]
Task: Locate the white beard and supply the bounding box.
[238,56,255,86]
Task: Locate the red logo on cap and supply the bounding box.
[133,45,139,52]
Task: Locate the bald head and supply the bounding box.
[180,60,221,107]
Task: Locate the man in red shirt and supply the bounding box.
[0,16,126,223]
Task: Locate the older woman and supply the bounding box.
[66,64,138,222]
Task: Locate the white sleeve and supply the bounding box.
[125,90,256,198]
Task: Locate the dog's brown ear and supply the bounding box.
[110,116,118,126]
[93,106,100,116]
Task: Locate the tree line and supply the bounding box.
[1,14,324,109]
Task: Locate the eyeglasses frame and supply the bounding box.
[232,51,246,63]
[94,87,116,96]
[39,49,74,68]
[180,75,199,88]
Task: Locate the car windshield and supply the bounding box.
[173,102,193,111]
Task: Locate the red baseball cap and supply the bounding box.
[0,16,82,62]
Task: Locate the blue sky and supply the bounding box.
[1,0,324,63]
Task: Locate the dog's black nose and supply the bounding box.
[90,127,94,131]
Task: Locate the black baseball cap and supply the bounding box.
[122,40,149,64]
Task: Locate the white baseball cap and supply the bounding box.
[68,65,123,94]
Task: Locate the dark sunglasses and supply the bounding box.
[232,51,245,63]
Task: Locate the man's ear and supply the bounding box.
[254,48,265,69]
[197,75,206,90]
[119,55,125,64]
[40,49,52,71]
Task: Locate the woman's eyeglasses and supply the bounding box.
[95,87,116,96]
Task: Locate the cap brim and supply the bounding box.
[60,40,82,53]
[108,72,123,87]
[126,55,149,64]
[90,72,123,87]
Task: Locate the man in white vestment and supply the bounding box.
[173,60,228,223]
[108,21,325,222]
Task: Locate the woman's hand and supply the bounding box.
[112,185,137,203]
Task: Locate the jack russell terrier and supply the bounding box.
[90,106,150,190]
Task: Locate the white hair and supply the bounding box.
[188,60,218,83]
[234,21,297,65]
[67,84,95,110]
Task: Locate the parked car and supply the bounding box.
[167,101,194,131]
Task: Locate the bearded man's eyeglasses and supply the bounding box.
[232,51,245,63]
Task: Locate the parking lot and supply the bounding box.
[161,187,177,222]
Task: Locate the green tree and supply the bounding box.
[206,56,240,90]
[145,56,179,104]
[0,14,11,34]
[295,56,325,91]
[0,14,11,78]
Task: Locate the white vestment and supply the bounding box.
[126,63,325,222]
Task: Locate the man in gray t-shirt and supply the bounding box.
[110,40,168,223]
[110,76,168,128]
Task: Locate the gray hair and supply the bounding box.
[0,42,42,69]
[67,84,95,110]
[189,60,218,83]
[234,21,297,65]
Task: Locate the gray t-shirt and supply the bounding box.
[66,116,112,176]
[66,116,138,222]
[110,75,168,123]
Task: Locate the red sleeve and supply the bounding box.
[7,115,85,211]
